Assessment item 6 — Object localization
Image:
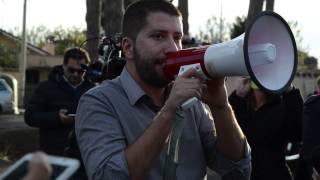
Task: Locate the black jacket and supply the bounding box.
[229,88,303,180]
[25,65,95,155]
[295,95,320,180]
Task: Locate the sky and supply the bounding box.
[0,0,319,60]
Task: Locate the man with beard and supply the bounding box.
[25,47,95,156]
[75,1,251,180]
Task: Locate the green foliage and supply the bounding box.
[229,16,246,39]
[304,56,318,70]
[298,50,308,70]
[25,25,51,46]
[287,21,314,70]
[50,26,87,55]
[196,16,229,43]
[0,43,19,68]
[11,25,87,55]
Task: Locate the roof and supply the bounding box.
[0,29,52,56]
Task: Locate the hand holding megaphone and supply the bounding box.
[177,64,227,110]
[177,64,207,110]
[164,11,297,110]
[166,67,207,111]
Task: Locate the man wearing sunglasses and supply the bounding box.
[25,47,95,156]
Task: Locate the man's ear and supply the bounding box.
[122,37,134,59]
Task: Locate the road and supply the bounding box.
[0,114,33,132]
[0,114,38,173]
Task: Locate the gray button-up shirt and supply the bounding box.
[75,68,251,180]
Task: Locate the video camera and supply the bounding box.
[84,34,126,83]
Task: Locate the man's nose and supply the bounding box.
[72,71,82,76]
[165,38,180,54]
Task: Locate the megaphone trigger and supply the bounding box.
[178,63,209,80]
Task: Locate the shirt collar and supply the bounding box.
[119,67,146,106]
[62,75,83,89]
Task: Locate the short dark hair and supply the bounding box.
[63,47,91,65]
[122,0,181,41]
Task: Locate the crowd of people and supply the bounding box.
[2,0,318,180]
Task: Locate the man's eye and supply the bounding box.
[174,36,182,42]
[152,34,164,40]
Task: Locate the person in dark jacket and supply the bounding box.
[229,77,303,180]
[24,47,95,156]
[295,94,320,180]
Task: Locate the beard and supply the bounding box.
[133,47,170,88]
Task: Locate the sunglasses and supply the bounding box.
[67,67,86,74]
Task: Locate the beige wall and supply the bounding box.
[27,55,62,68]
[2,54,61,79]
[2,54,62,108]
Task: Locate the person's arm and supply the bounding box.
[202,78,246,161]
[124,105,176,179]
[197,101,250,179]
[302,96,320,161]
[195,77,251,179]
[283,86,303,143]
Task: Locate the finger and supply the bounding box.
[59,109,68,114]
[179,67,202,79]
[178,89,201,101]
[206,78,225,87]
[174,81,204,94]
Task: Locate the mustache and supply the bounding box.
[155,56,166,64]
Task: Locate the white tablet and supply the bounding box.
[0,153,80,180]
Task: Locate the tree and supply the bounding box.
[124,0,136,8]
[10,26,87,55]
[196,16,229,44]
[0,43,19,68]
[86,0,101,62]
[25,25,51,47]
[247,0,264,22]
[102,0,123,37]
[50,26,87,55]
[229,16,246,39]
[304,56,318,70]
[178,0,189,36]
[266,0,275,11]
[288,21,311,70]
[247,0,275,23]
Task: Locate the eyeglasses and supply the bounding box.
[67,67,86,75]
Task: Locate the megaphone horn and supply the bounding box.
[163,11,297,109]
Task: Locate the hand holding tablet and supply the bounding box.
[0,152,80,180]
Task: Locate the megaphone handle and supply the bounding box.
[181,97,198,110]
[177,64,206,110]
